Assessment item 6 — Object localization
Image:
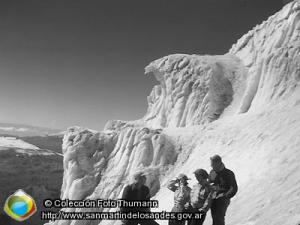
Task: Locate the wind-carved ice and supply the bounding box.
[46,1,300,225]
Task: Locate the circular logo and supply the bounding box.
[4,189,37,221]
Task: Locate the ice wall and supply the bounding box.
[47,124,178,225]
[230,1,300,113]
[45,1,300,225]
[144,1,300,127]
[153,2,300,224]
[144,54,248,128]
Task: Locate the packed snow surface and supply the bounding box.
[46,2,300,225]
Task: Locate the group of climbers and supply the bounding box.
[121,154,238,225]
[167,169,211,225]
[167,155,238,225]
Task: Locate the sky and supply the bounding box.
[0,0,286,131]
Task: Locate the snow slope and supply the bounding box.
[0,136,39,150]
[0,136,63,156]
[46,2,300,225]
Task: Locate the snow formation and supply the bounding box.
[46,2,300,225]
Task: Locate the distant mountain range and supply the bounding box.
[0,122,63,137]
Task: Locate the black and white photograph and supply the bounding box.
[0,0,299,225]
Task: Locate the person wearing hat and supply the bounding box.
[209,155,238,225]
[187,169,213,225]
[167,173,191,225]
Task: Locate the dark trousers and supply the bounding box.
[210,198,230,225]
[122,219,159,225]
[121,209,159,225]
[187,207,206,225]
[168,205,186,225]
[169,218,185,225]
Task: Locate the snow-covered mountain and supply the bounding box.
[0,136,62,155]
[0,136,39,149]
[46,2,300,225]
[0,123,64,154]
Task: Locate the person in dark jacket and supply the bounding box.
[121,171,158,225]
[209,155,238,225]
[188,169,213,225]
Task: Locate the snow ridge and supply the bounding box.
[230,1,300,112]
[144,54,247,128]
